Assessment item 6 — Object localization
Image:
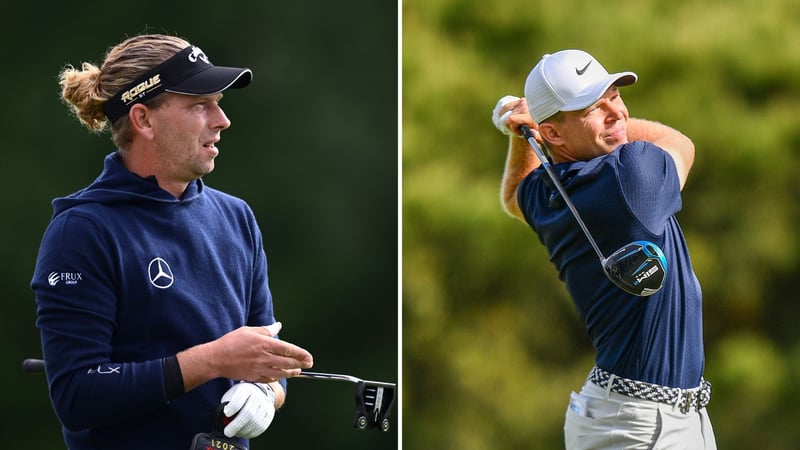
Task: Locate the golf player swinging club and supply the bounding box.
[518,124,667,296]
[495,49,716,449]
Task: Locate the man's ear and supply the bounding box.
[538,122,564,146]
[128,104,155,140]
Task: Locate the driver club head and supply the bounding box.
[602,240,667,296]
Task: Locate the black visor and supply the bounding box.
[103,45,252,123]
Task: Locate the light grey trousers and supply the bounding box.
[564,380,717,450]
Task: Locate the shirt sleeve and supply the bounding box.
[617,141,682,235]
[32,210,169,431]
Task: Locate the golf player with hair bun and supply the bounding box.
[31,33,314,449]
[492,49,716,449]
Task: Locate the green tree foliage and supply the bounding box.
[3,1,397,448]
[403,0,800,448]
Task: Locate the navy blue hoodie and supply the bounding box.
[32,152,277,449]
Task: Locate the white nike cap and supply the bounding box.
[524,49,637,123]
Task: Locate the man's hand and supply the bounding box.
[210,323,314,383]
[492,95,538,140]
[221,382,276,438]
[177,322,314,392]
[492,95,521,136]
[495,95,542,221]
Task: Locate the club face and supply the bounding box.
[602,240,667,296]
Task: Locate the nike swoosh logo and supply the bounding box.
[576,61,592,75]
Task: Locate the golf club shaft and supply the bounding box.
[519,125,606,262]
[297,371,396,389]
[297,371,363,383]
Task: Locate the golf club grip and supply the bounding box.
[519,124,535,140]
[22,358,45,373]
[518,124,550,168]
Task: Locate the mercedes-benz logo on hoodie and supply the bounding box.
[148,257,174,289]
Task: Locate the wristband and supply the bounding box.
[161,355,184,400]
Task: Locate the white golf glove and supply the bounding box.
[491,95,521,136]
[221,381,276,438]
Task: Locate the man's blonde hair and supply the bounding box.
[58,34,189,148]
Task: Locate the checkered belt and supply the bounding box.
[589,366,711,413]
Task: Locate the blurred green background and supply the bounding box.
[403,0,800,449]
[3,1,397,449]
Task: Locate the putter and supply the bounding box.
[296,371,396,432]
[519,124,667,296]
[21,358,396,432]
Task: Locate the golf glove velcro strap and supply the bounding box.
[221,381,276,438]
[492,95,521,137]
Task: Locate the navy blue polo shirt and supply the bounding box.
[518,141,704,389]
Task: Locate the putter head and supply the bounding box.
[353,380,396,432]
[296,371,396,431]
[602,240,667,296]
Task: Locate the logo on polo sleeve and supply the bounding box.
[48,271,83,286]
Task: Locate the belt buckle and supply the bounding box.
[680,390,694,414]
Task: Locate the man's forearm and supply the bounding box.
[176,341,220,392]
[501,137,540,221]
[627,118,695,189]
